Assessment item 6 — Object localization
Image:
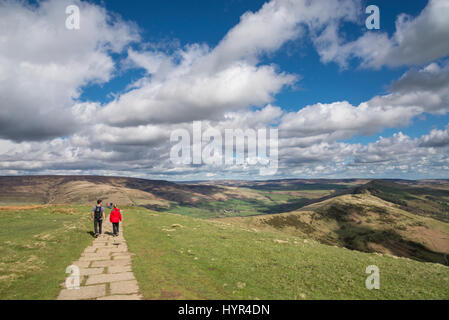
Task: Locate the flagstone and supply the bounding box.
[85,272,135,285]
[57,284,106,300]
[58,221,141,300]
[110,280,139,295]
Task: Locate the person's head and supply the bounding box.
[97,199,102,205]
[113,203,117,208]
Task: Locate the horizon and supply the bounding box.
[1,0,448,180]
[0,174,447,183]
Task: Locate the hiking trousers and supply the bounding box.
[112,222,119,235]
[94,219,103,234]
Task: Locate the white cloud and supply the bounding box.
[279,100,418,140]
[100,0,362,127]
[2,0,449,180]
[0,0,139,141]
[279,59,449,147]
[419,125,449,147]
[101,60,296,126]
[314,0,449,69]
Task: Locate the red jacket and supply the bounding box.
[109,208,122,223]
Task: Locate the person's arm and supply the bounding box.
[102,208,105,221]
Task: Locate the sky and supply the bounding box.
[0,0,449,181]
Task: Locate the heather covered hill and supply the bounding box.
[224,191,449,265]
[1,176,449,299]
[0,176,223,206]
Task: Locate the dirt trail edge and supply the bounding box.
[57,220,142,300]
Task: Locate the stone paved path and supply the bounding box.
[57,220,143,300]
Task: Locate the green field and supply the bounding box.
[166,198,269,218]
[0,205,92,299]
[1,203,448,300]
[124,207,449,299]
[164,188,337,219]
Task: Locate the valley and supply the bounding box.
[0,175,448,299]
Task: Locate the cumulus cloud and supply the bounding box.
[388,60,449,114]
[419,125,449,147]
[0,0,139,141]
[354,132,419,164]
[2,0,449,180]
[314,0,449,69]
[277,129,449,179]
[279,100,419,141]
[279,59,449,147]
[100,0,362,127]
[101,60,296,126]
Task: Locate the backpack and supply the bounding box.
[94,206,103,220]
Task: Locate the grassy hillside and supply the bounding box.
[0,176,361,219]
[1,176,448,296]
[355,180,449,222]
[0,202,448,300]
[0,205,92,299]
[124,207,449,299]
[162,184,354,219]
[226,193,449,265]
[0,175,223,207]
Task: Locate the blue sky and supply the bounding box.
[81,0,415,105]
[80,0,447,143]
[82,0,449,131]
[1,0,449,180]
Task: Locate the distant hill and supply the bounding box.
[0,175,297,209]
[2,175,448,265]
[224,191,449,265]
[196,178,371,190]
[0,176,363,213]
[0,175,224,207]
[354,179,449,222]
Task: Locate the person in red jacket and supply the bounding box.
[109,204,122,237]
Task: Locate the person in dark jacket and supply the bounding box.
[91,199,105,238]
[109,204,122,237]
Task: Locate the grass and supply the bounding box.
[248,183,350,191]
[0,205,93,299]
[233,193,449,265]
[124,206,449,299]
[360,180,449,222]
[242,188,331,202]
[167,198,269,218]
[165,188,337,219]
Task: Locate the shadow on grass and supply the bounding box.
[322,202,447,265]
[263,201,448,265]
[86,231,95,238]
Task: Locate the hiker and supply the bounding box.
[92,199,105,238]
[109,204,122,237]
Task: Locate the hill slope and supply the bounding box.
[124,207,449,299]
[2,176,448,265]
[0,175,226,207]
[223,192,449,265]
[354,180,449,222]
[0,176,359,217]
